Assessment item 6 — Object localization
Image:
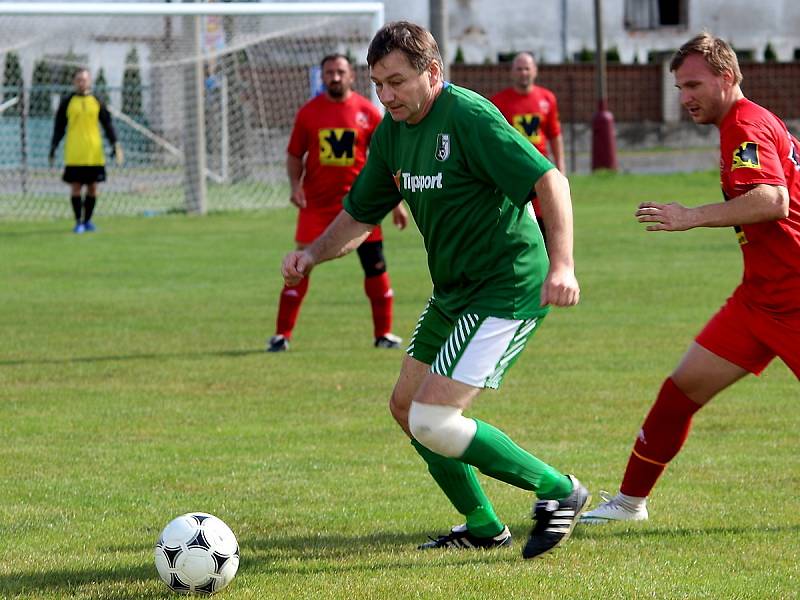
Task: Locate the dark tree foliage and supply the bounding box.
[122,47,143,117]
[95,68,110,107]
[29,60,52,117]
[2,51,23,116]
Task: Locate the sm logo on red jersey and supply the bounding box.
[319,128,356,166]
[731,141,760,171]
[512,114,542,144]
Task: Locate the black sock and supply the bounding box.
[71,196,82,222]
[84,196,97,223]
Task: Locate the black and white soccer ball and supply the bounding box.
[154,512,240,595]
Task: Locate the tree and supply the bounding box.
[2,51,23,116]
[220,48,251,182]
[122,47,143,117]
[29,60,52,117]
[576,47,594,63]
[606,46,621,64]
[764,42,778,62]
[95,68,110,107]
[733,47,755,62]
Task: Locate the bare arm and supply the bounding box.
[534,168,579,307]
[281,210,374,285]
[636,184,789,231]
[286,153,306,208]
[549,134,566,174]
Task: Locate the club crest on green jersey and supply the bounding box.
[435,133,450,161]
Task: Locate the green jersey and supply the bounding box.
[344,83,554,319]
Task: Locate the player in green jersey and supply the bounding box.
[281,21,589,560]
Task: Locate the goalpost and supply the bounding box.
[0,2,384,220]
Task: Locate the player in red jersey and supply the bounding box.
[491,53,565,239]
[267,54,408,352]
[581,32,800,524]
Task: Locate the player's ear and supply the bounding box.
[428,59,441,85]
[721,67,735,87]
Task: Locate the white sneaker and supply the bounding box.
[580,491,649,524]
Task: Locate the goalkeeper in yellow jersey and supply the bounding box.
[49,67,123,233]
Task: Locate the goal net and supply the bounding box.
[0,2,383,220]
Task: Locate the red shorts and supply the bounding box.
[295,208,382,245]
[695,292,800,378]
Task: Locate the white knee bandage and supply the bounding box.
[408,401,477,458]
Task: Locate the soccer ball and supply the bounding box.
[154,512,240,595]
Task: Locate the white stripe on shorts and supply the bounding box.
[406,299,432,354]
[448,316,538,389]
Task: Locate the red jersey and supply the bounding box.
[287,92,382,213]
[490,86,561,157]
[719,98,800,315]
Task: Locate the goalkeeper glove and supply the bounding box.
[113,143,124,166]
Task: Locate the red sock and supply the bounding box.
[275,276,309,339]
[620,377,703,498]
[364,272,393,338]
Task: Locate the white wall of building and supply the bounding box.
[3,0,799,68]
[262,0,800,64]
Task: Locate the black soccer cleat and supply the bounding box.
[418,524,512,550]
[522,474,590,559]
[374,333,403,349]
[266,334,289,353]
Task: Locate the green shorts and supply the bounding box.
[406,297,543,389]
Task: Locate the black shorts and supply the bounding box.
[63,166,106,184]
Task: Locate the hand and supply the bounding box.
[113,143,124,166]
[391,203,409,230]
[289,188,306,209]
[281,250,315,286]
[48,153,55,168]
[540,265,580,307]
[635,201,693,231]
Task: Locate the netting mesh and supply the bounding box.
[0,9,378,220]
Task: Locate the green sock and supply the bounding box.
[459,419,573,500]
[411,439,504,537]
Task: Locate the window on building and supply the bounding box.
[625,0,687,30]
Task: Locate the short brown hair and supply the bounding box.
[367,21,443,74]
[670,32,743,85]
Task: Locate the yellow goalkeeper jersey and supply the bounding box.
[50,93,117,166]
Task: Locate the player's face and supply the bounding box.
[73,70,91,95]
[322,57,354,100]
[674,53,732,126]
[512,56,536,91]
[370,50,439,124]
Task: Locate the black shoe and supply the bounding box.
[418,524,511,550]
[522,475,590,559]
[266,334,289,352]
[374,333,402,349]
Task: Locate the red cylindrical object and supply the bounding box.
[591,99,618,171]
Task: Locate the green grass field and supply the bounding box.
[0,178,291,220]
[1,171,797,599]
